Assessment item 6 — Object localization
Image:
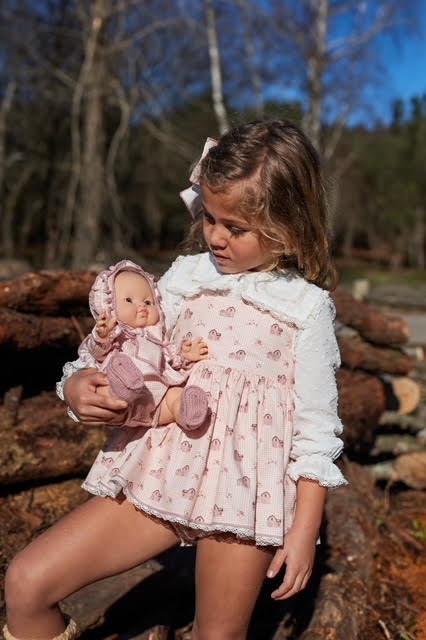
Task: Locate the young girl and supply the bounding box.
[4,119,347,640]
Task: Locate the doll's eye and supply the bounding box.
[125,297,133,303]
[144,299,152,306]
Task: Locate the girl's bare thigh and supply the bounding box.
[6,494,180,610]
[193,536,273,640]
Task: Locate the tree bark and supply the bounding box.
[0,391,107,486]
[204,0,229,135]
[297,462,381,640]
[0,270,97,315]
[0,309,93,351]
[303,0,328,150]
[337,335,413,375]
[332,289,409,345]
[337,367,386,453]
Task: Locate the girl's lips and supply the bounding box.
[213,253,229,262]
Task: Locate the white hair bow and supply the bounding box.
[180,137,217,219]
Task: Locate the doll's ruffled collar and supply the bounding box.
[165,253,328,329]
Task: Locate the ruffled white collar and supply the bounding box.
[165,253,327,328]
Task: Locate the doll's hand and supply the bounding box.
[96,311,117,340]
[181,338,209,362]
[266,526,317,600]
[64,368,128,426]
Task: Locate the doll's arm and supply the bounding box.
[80,312,117,363]
[165,338,208,371]
[180,338,209,362]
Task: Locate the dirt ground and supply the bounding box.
[362,490,426,640]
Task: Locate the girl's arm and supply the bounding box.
[63,368,128,426]
[266,478,326,599]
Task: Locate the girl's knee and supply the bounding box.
[5,551,50,613]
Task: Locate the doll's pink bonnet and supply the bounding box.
[88,259,164,331]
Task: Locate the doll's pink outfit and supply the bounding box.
[63,253,348,547]
[79,260,200,428]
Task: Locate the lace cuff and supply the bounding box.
[287,454,348,489]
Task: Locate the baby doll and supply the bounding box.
[78,259,209,431]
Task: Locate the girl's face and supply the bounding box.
[201,183,271,274]
[114,271,159,328]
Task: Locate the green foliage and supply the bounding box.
[407,519,426,544]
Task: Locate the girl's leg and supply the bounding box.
[193,537,273,640]
[5,495,179,640]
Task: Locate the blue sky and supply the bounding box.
[363,7,426,125]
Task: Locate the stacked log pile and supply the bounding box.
[0,271,424,639]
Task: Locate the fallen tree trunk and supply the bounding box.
[0,309,93,350]
[0,391,107,486]
[337,335,413,375]
[332,290,409,345]
[337,368,386,453]
[0,270,97,316]
[296,462,382,640]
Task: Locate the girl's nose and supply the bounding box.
[209,225,227,248]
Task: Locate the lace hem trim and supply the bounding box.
[82,480,284,547]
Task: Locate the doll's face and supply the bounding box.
[114,271,159,328]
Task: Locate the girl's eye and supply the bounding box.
[203,211,214,224]
[229,227,246,237]
[125,297,133,303]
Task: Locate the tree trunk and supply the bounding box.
[337,368,386,454]
[0,391,107,486]
[0,270,96,315]
[303,0,328,151]
[337,335,413,375]
[0,309,93,351]
[71,2,107,268]
[332,290,409,345]
[204,0,229,135]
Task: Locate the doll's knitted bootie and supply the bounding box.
[105,353,145,403]
[178,385,209,431]
[3,618,78,640]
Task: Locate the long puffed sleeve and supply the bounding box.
[287,293,347,488]
[55,341,97,421]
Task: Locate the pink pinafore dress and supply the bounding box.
[83,293,298,546]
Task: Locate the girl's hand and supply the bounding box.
[266,526,317,600]
[63,368,128,426]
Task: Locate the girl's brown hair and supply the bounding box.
[182,119,337,291]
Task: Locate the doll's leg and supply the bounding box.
[193,537,273,640]
[159,386,209,431]
[4,496,179,639]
